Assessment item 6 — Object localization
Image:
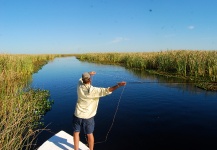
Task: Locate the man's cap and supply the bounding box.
[82,72,90,79]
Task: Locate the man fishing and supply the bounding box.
[72,71,126,150]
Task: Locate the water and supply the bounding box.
[32,57,217,150]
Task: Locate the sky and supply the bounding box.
[0,0,217,54]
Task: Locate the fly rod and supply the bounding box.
[126,81,217,84]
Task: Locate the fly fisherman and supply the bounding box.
[72,71,126,150]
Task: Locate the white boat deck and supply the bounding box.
[38,130,89,150]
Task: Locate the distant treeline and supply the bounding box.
[76,50,217,91]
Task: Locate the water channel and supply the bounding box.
[32,57,217,150]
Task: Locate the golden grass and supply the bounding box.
[0,54,58,149]
[76,50,217,90]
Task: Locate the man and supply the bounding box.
[72,71,126,150]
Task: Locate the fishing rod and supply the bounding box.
[127,81,201,84]
[126,81,217,84]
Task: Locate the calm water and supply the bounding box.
[32,57,217,150]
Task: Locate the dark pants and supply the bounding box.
[72,115,95,134]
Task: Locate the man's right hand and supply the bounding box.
[117,81,127,86]
[89,71,96,76]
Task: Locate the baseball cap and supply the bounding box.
[82,72,90,79]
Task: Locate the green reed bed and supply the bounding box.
[76,50,217,91]
[0,54,58,150]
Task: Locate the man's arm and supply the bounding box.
[109,81,126,92]
[87,71,126,92]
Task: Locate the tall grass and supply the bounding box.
[0,54,58,149]
[76,50,217,90]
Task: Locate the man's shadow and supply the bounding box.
[49,135,82,150]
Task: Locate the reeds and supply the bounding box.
[0,88,53,149]
[76,50,217,90]
[0,54,57,149]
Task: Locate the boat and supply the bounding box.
[38,130,89,150]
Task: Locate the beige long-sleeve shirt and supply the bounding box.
[74,78,112,119]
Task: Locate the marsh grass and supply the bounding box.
[76,50,217,90]
[0,54,58,149]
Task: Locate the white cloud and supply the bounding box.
[111,37,129,43]
[188,25,195,30]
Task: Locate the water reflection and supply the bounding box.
[128,69,216,95]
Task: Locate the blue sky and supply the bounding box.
[0,0,217,54]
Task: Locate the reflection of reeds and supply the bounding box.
[76,50,217,90]
[0,54,58,149]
